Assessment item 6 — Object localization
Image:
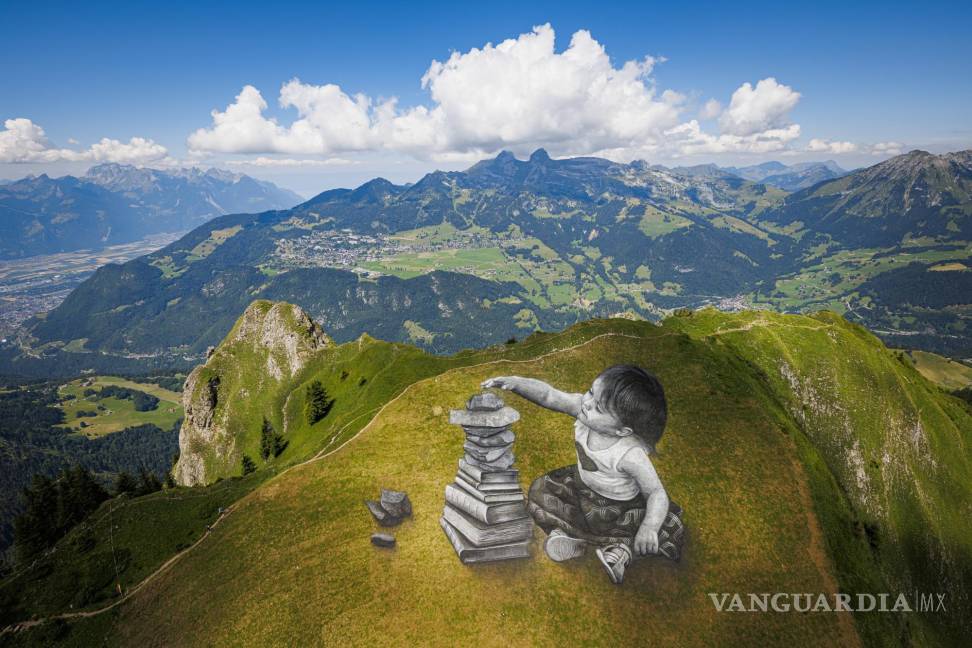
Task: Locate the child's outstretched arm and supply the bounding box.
[481,376,582,416]
[618,448,669,556]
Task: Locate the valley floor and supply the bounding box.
[0,232,185,339]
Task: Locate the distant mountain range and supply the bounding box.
[667,159,848,191]
[0,164,302,259]
[4,148,970,379]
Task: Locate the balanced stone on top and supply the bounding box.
[467,392,505,411]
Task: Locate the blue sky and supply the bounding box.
[2,0,970,195]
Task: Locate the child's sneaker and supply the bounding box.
[595,543,632,584]
[543,529,587,562]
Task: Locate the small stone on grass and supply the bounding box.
[371,533,396,548]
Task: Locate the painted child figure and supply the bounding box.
[481,365,685,584]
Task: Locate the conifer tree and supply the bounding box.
[114,471,138,496]
[260,418,273,460]
[259,418,287,460]
[136,467,162,495]
[241,454,256,475]
[304,380,332,425]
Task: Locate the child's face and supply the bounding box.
[580,377,631,437]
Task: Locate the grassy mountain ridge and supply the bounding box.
[666,309,972,645]
[1,313,650,638]
[3,306,969,646]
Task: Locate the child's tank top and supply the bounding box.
[573,419,646,501]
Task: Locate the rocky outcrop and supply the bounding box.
[172,300,331,486]
[172,369,221,486]
[230,300,331,380]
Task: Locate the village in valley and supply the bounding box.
[270,226,532,279]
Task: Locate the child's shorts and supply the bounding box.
[527,464,686,561]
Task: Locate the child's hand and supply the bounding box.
[481,376,518,391]
[634,527,659,556]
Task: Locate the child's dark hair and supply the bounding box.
[596,364,667,450]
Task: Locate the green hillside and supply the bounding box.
[2,307,969,646]
[905,350,972,391]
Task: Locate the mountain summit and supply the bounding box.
[763,148,972,247]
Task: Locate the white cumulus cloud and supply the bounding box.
[225,156,360,167]
[871,141,904,156]
[87,137,169,164]
[0,118,170,165]
[718,78,801,137]
[807,138,858,154]
[183,25,870,164]
[699,98,722,120]
[665,120,801,155]
[187,24,684,160]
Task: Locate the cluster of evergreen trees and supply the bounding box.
[12,465,169,565]
[12,467,109,563]
[240,418,290,476]
[238,384,335,477]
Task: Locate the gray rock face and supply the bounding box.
[231,301,331,380]
[172,368,220,486]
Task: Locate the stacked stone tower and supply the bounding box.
[440,392,533,563]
